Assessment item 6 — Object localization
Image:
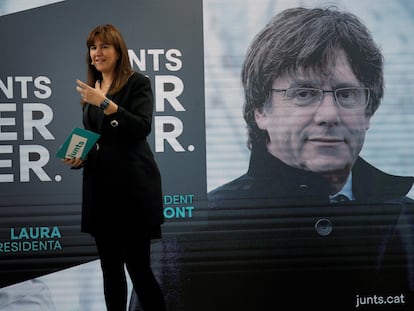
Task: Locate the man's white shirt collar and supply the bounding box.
[329,172,354,201]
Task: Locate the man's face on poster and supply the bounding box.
[255,49,371,174]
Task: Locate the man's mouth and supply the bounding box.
[307,137,345,145]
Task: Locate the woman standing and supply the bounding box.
[63,24,166,311]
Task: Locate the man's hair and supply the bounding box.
[241,6,384,149]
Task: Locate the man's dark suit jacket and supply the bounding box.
[201,144,414,310]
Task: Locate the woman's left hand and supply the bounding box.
[76,79,106,107]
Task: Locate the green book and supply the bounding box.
[56,127,100,159]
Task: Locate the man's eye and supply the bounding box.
[296,90,310,98]
[337,90,351,99]
[295,89,317,99]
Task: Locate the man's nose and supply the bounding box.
[314,91,341,124]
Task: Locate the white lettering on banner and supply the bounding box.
[0,144,51,182]
[0,47,195,184]
[0,97,54,182]
[355,293,406,308]
[128,49,189,153]
[0,145,13,182]
[153,74,187,152]
[0,103,17,140]
[23,103,54,140]
[128,48,182,72]
[0,103,54,141]
[19,145,51,182]
[154,116,185,152]
[0,76,52,99]
[0,77,13,98]
[155,75,185,112]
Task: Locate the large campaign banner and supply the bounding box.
[1,0,414,310]
[202,1,414,311]
[0,0,205,309]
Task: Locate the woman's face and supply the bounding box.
[89,37,119,74]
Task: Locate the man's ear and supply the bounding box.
[254,107,267,130]
[365,115,371,131]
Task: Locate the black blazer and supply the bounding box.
[81,72,164,236]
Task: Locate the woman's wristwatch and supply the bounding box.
[100,98,110,110]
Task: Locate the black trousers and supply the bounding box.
[94,233,166,311]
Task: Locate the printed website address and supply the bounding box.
[355,294,405,308]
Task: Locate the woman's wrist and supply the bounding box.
[99,98,111,110]
[102,99,118,115]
